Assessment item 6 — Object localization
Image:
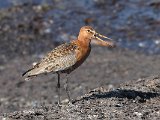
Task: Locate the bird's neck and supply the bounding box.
[77,36,91,47]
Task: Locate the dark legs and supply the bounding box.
[56,73,71,105]
[64,74,71,102]
[57,72,61,105]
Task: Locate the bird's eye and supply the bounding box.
[87,30,90,32]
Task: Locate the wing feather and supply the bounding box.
[22,43,77,77]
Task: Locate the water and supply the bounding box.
[0,0,53,8]
[0,0,160,55]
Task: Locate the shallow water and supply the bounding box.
[0,0,160,55]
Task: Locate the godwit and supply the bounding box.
[22,26,115,104]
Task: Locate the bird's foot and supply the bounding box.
[57,102,62,108]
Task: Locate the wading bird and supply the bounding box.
[22,26,115,104]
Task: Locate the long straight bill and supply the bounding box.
[96,32,113,41]
[92,36,115,47]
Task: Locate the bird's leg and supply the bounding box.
[64,74,71,103]
[57,72,61,105]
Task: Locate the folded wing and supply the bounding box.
[22,43,77,77]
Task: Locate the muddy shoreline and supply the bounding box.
[1,75,160,120]
[0,1,160,119]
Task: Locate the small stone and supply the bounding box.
[134,112,142,117]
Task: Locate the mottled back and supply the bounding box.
[23,43,78,77]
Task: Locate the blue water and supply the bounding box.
[0,0,54,8]
[0,0,160,55]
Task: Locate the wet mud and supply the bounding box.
[0,0,160,119]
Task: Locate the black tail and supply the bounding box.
[22,68,33,77]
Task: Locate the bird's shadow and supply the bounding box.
[73,89,159,103]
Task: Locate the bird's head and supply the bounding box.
[78,26,115,47]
